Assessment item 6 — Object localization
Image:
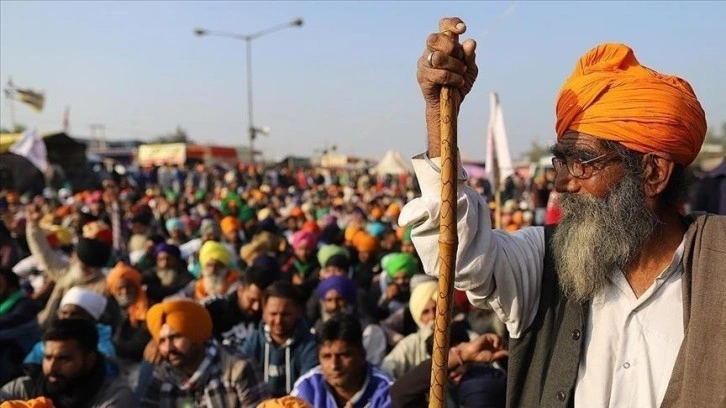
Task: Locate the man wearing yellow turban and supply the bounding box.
[178,240,240,301]
[381,280,438,379]
[141,299,269,407]
[403,17,726,408]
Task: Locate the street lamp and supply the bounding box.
[194,18,304,165]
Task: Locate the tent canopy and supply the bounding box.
[370,150,414,176]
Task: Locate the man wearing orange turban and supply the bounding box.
[351,233,381,291]
[220,216,243,258]
[142,299,269,406]
[405,17,725,408]
[106,262,151,363]
[556,43,706,167]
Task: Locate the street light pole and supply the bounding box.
[194,18,304,165]
[246,39,255,165]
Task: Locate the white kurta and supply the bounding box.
[399,155,684,407]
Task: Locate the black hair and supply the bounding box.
[325,253,350,270]
[603,140,687,207]
[263,280,302,307]
[316,313,363,347]
[43,318,98,353]
[148,234,166,245]
[241,263,279,291]
[0,267,20,290]
[319,224,344,246]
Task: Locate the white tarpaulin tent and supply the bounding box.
[370,150,414,175]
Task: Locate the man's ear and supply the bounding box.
[642,154,675,198]
[84,351,98,370]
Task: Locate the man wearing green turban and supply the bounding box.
[376,253,418,317]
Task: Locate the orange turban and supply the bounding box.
[354,233,379,253]
[386,203,401,219]
[556,43,706,166]
[301,220,320,236]
[106,262,148,328]
[146,299,212,345]
[256,396,312,408]
[370,207,383,221]
[344,224,362,242]
[0,397,55,408]
[220,216,241,235]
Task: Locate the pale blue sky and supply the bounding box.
[1,1,724,162]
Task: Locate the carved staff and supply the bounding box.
[428,27,460,408]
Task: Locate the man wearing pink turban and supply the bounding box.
[402,17,726,408]
[283,231,319,287]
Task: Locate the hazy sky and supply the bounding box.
[1,1,724,162]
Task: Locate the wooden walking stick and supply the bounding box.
[428,28,460,408]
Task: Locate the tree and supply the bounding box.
[0,124,27,134]
[522,141,549,163]
[151,125,192,143]
[704,122,726,147]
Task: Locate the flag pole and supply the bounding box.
[429,28,460,408]
[7,77,17,131]
[495,189,502,229]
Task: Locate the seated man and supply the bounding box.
[292,313,393,408]
[313,276,387,366]
[25,209,112,329]
[371,253,417,319]
[177,241,240,301]
[0,318,134,407]
[389,332,508,408]
[141,243,191,304]
[0,267,40,385]
[140,299,269,407]
[23,287,117,376]
[241,281,318,397]
[381,280,437,379]
[203,262,279,353]
[106,262,151,385]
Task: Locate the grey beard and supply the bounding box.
[114,295,133,308]
[552,170,658,303]
[203,274,226,296]
[321,304,354,322]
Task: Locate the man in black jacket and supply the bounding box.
[0,267,40,385]
[203,262,279,353]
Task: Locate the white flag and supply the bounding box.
[9,129,49,173]
[485,92,514,191]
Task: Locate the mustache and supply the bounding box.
[165,350,185,359]
[552,169,657,303]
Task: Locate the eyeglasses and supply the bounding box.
[551,153,610,179]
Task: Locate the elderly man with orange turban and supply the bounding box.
[401,17,725,408]
[140,299,269,407]
[106,262,151,369]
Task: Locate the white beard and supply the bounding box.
[203,274,227,296]
[552,170,657,303]
[156,269,177,287]
[115,295,133,307]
